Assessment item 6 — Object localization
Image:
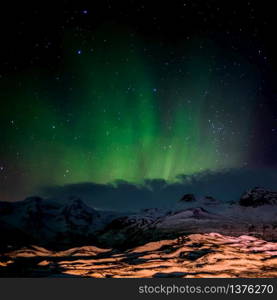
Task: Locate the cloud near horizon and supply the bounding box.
[38,167,277,211]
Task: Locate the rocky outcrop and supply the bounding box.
[203,196,221,206]
[179,193,196,202]
[239,187,277,207]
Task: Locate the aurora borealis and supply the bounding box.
[1,1,277,201]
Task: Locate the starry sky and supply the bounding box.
[0,1,277,201]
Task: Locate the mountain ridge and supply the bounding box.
[0,187,276,250]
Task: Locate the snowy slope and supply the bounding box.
[1,233,276,278]
[0,187,276,250]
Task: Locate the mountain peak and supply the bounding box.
[61,197,100,227]
[240,187,277,207]
[179,193,196,202]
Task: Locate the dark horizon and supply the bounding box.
[3,167,275,212]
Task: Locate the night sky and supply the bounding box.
[1,1,277,202]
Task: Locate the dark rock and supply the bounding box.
[0,201,14,215]
[239,187,277,207]
[204,196,220,204]
[179,249,213,260]
[179,194,196,202]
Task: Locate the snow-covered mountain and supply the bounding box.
[0,187,276,250]
[0,196,123,250]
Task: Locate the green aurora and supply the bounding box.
[0,27,260,199]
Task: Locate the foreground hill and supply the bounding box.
[0,233,276,277]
